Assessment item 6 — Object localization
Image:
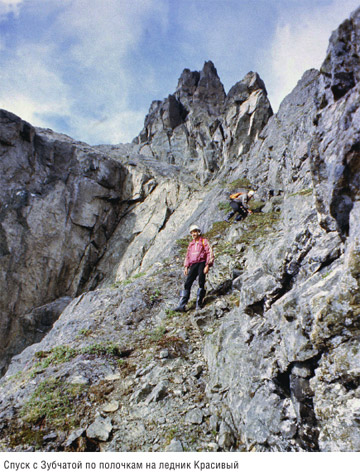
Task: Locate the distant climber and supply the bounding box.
[225,189,255,222]
[174,225,214,312]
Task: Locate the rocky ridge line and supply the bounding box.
[0,7,360,452]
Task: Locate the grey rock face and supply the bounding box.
[311,82,360,236]
[0,115,130,374]
[134,61,272,183]
[321,6,360,101]
[311,340,360,451]
[223,71,272,162]
[165,438,184,452]
[1,7,360,454]
[0,115,198,374]
[185,408,203,425]
[202,7,360,452]
[86,417,113,442]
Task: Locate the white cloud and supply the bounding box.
[266,0,360,112]
[0,0,169,143]
[78,109,147,145]
[0,43,72,124]
[171,0,265,92]
[56,0,168,68]
[1,0,358,144]
[1,95,54,127]
[0,0,23,18]
[51,0,169,142]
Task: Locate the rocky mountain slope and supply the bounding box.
[1,7,360,452]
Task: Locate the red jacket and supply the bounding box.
[184,237,214,268]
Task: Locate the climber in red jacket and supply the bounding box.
[174,224,214,312]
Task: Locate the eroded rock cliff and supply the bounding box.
[1,7,360,452]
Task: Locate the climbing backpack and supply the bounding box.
[229,192,243,200]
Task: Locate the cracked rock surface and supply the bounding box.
[1,7,360,452]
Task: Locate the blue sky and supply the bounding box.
[0,0,359,145]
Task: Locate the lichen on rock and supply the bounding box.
[1,6,360,453]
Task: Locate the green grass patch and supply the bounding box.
[31,342,126,376]
[164,426,180,446]
[223,178,252,190]
[203,221,231,241]
[288,188,313,197]
[214,241,237,256]
[165,309,182,318]
[110,281,122,289]
[175,237,191,261]
[249,200,265,212]
[111,272,146,288]
[156,335,186,357]
[147,325,167,342]
[34,345,77,371]
[237,210,281,245]
[81,342,124,357]
[176,237,191,250]
[218,201,232,212]
[150,289,162,302]
[77,328,93,338]
[20,377,86,429]
[5,371,23,383]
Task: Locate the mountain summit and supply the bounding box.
[1,7,360,452]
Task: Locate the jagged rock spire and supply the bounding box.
[134,61,272,184]
[176,61,225,106]
[175,61,226,115]
[2,7,360,454]
[321,6,360,100]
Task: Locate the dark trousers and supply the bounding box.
[230,201,248,220]
[184,262,206,291]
